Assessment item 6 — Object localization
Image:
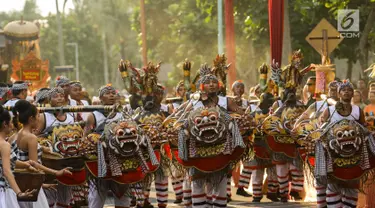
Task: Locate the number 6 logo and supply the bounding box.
[338,9,359,32]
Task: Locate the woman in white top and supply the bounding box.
[0,105,36,208]
[12,100,71,208]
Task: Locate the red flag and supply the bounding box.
[268,0,284,66]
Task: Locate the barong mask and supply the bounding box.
[328,120,363,158]
[53,124,83,156]
[104,120,144,157]
[38,124,84,157]
[189,106,226,145]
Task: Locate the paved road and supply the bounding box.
[103,182,316,208]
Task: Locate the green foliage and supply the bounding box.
[1,0,373,93]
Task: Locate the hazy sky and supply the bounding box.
[1,0,75,16]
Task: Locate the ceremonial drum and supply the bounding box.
[175,106,245,172]
[38,124,87,185]
[14,169,45,201]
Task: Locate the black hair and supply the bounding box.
[0,105,11,129]
[12,100,38,129]
[12,81,27,96]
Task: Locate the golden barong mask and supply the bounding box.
[52,124,84,156]
[104,120,144,157]
[188,106,226,145]
[328,120,363,158]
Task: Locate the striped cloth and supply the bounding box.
[12,140,43,163]
[0,148,17,188]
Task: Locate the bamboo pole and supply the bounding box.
[3,105,120,113]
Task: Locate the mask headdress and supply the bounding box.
[98,83,116,97]
[48,87,65,99]
[212,54,230,96]
[338,79,353,92]
[198,64,217,84]
[55,75,70,87]
[143,62,161,96]
[292,49,304,60]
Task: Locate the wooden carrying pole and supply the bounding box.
[3,105,120,113]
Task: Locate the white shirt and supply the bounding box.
[4,99,20,117]
[315,100,329,115]
[192,96,228,110]
[328,104,360,124]
[160,104,169,113]
[69,98,90,121]
[93,111,123,129]
[43,112,75,133]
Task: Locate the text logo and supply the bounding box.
[338,9,359,32]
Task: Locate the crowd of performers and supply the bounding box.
[0,50,374,208]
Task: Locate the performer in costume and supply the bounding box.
[85,84,131,208]
[303,77,316,106]
[166,81,186,204]
[174,64,245,208]
[167,80,187,114]
[118,60,171,208]
[3,81,29,108]
[55,76,71,105]
[237,64,279,202]
[36,87,76,207]
[264,50,314,202]
[11,100,71,208]
[267,87,306,202]
[0,105,36,208]
[34,88,50,106]
[294,81,339,127]
[133,83,170,208]
[37,87,75,133]
[69,81,89,106]
[227,80,253,201]
[69,81,90,121]
[315,80,374,208]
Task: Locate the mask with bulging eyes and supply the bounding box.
[329,120,363,158]
[51,124,84,157]
[105,120,143,157]
[188,106,226,145]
